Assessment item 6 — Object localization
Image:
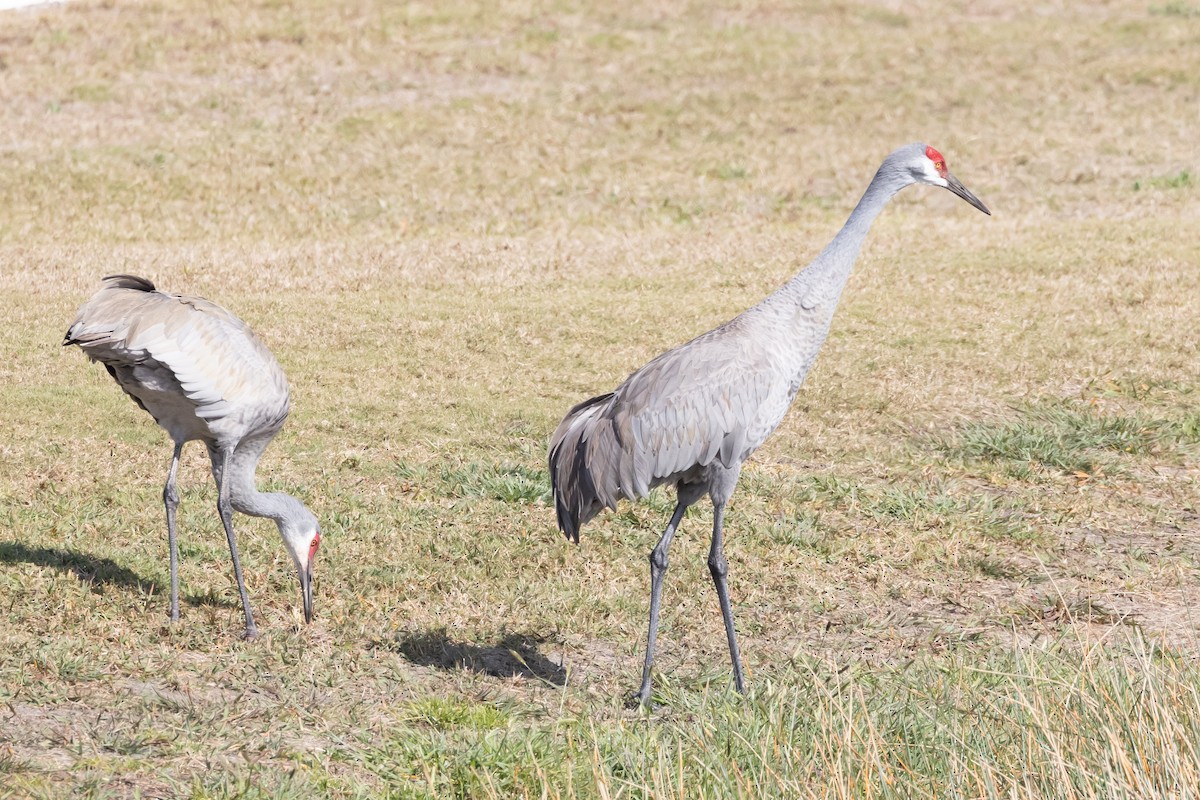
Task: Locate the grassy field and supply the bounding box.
[2,0,1199,796]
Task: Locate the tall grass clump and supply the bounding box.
[567,639,1200,799]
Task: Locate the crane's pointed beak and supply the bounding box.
[300,561,314,624]
[945,172,991,215]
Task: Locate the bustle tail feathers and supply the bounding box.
[548,393,616,543]
[62,275,157,347]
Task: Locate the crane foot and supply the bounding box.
[625,690,658,711]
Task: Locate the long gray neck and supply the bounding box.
[766,157,914,312]
[221,437,309,526]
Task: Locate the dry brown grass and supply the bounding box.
[1,0,1198,796]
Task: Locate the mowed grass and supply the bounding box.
[1,0,1199,796]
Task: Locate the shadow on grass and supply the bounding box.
[0,541,237,608]
[0,540,152,590]
[379,627,568,686]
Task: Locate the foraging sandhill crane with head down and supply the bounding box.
[64,275,320,639]
[550,143,990,706]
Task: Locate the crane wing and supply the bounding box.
[64,276,290,441]
[582,322,778,505]
[549,315,789,541]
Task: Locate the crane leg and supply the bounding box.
[632,499,689,708]
[213,448,258,640]
[163,441,184,622]
[708,500,745,694]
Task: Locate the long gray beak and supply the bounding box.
[945,173,991,215]
[300,562,314,624]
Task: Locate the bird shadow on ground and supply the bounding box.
[0,541,152,591]
[376,627,569,687]
[0,541,236,608]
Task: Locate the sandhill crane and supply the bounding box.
[550,143,990,705]
[64,275,320,639]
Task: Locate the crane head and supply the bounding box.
[915,144,991,215]
[301,528,320,624]
[278,504,321,625]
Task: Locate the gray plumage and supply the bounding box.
[64,274,321,638]
[549,143,990,706]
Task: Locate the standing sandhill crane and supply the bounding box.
[64,275,321,639]
[550,143,990,705]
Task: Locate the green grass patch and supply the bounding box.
[943,400,1198,477]
[405,696,512,731]
[1134,170,1192,190]
[1151,2,1200,17]
[435,461,550,503]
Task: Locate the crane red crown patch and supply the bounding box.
[309,532,321,561]
[925,146,948,177]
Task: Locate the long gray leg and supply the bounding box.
[631,499,690,708]
[708,500,745,694]
[212,447,257,639]
[163,441,184,622]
